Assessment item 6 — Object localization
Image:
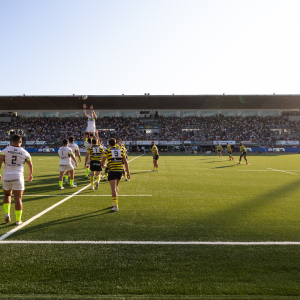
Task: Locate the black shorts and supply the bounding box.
[217,150,221,153]
[240,152,247,157]
[228,151,232,154]
[153,155,159,160]
[90,160,102,172]
[108,171,123,181]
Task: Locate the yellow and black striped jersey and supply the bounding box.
[240,145,246,153]
[227,145,232,152]
[152,145,158,156]
[217,145,222,151]
[87,145,104,161]
[118,143,127,154]
[103,146,125,172]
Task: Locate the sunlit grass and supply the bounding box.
[0,153,300,298]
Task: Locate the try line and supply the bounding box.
[0,241,300,245]
[0,154,145,241]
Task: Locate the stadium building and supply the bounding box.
[1,94,300,153]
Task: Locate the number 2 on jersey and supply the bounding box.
[11,156,17,164]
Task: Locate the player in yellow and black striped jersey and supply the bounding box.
[101,138,130,212]
[85,139,104,190]
[151,141,159,172]
[226,142,234,161]
[117,138,129,181]
[216,143,223,158]
[238,142,248,165]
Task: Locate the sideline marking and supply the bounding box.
[267,168,298,176]
[18,195,152,197]
[0,241,300,245]
[0,154,145,241]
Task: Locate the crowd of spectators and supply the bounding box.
[282,111,300,116]
[0,115,300,144]
[160,115,300,143]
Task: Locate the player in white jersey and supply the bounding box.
[83,104,97,134]
[0,134,33,225]
[58,139,77,189]
[64,136,81,183]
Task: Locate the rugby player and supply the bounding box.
[83,133,93,179]
[217,143,223,158]
[151,141,159,172]
[85,138,103,190]
[101,138,130,212]
[226,142,234,161]
[0,134,33,225]
[65,136,81,183]
[83,104,97,134]
[117,138,129,181]
[58,139,77,189]
[238,142,248,165]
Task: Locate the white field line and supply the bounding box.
[0,240,300,245]
[238,170,271,171]
[0,154,145,241]
[267,168,298,176]
[16,195,152,197]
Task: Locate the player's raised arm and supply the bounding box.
[90,106,97,120]
[83,104,88,118]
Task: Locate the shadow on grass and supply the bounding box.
[197,178,300,239]
[130,171,152,175]
[213,165,236,169]
[10,206,114,238]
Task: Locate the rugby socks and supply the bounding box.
[112,197,118,207]
[3,203,10,215]
[59,181,63,188]
[64,175,69,181]
[95,175,100,183]
[70,179,74,186]
[85,168,89,177]
[15,210,22,222]
[90,176,94,187]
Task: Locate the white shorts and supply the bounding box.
[2,174,25,191]
[86,126,96,133]
[59,164,73,172]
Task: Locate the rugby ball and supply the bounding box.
[82,95,88,100]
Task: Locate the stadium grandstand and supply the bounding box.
[1,94,300,153]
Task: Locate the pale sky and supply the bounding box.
[1,0,300,96]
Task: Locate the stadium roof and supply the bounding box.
[1,95,300,110]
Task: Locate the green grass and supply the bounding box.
[1,153,300,299]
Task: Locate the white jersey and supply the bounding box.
[0,146,31,175]
[86,116,96,131]
[68,143,79,155]
[58,146,73,165]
